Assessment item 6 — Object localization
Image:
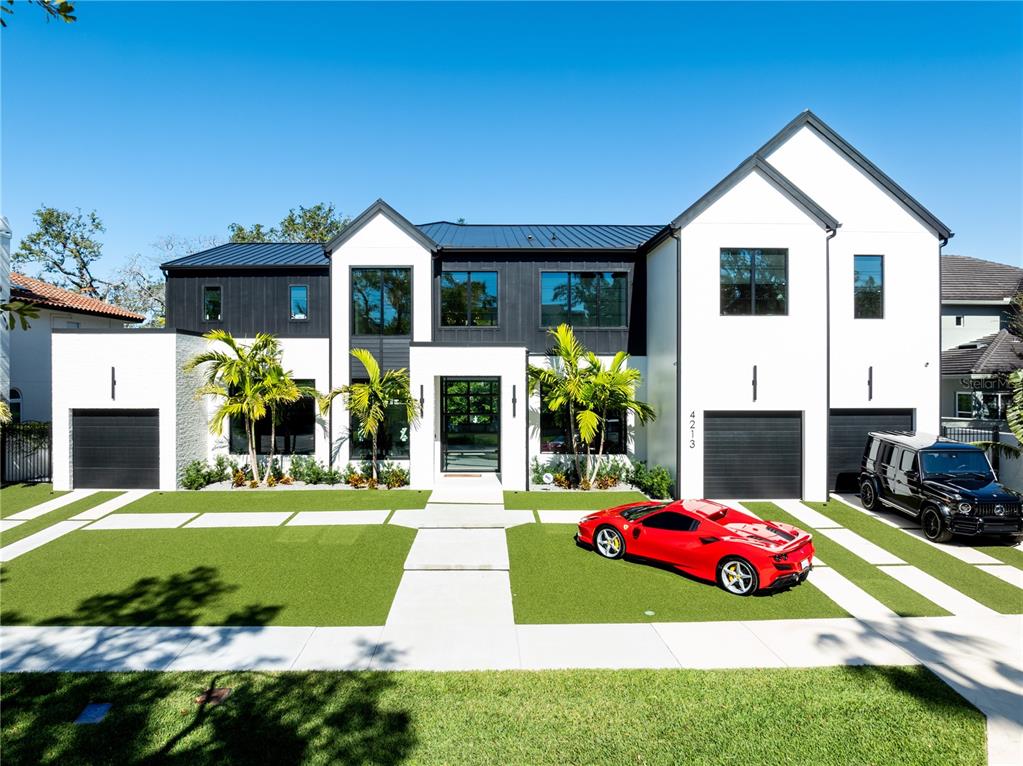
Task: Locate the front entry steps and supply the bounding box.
[428,474,504,505]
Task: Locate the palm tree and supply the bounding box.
[259,364,319,483]
[183,330,281,481]
[578,351,655,484]
[320,348,420,482]
[527,324,592,481]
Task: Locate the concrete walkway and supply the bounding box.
[4,489,98,521]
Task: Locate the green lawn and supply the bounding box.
[973,542,1023,569]
[0,667,984,766]
[0,492,121,548]
[507,524,848,623]
[0,525,414,626]
[1,483,67,518]
[503,490,647,510]
[809,501,1023,614]
[114,489,432,513]
[744,502,949,618]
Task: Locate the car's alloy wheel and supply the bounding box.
[861,481,877,511]
[594,527,625,559]
[718,558,759,596]
[922,508,952,543]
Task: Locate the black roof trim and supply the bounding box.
[324,198,437,254]
[671,155,840,231]
[757,110,953,240]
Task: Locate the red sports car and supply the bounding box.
[576,499,815,596]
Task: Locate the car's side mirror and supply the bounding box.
[906,470,919,481]
[699,536,719,544]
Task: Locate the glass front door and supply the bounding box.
[441,378,500,472]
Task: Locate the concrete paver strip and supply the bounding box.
[186,512,292,528]
[287,511,390,526]
[61,627,202,671]
[652,621,786,668]
[0,519,26,532]
[816,527,906,565]
[878,565,998,617]
[386,570,515,625]
[290,627,384,671]
[0,520,88,562]
[70,490,152,521]
[776,499,843,529]
[371,625,521,671]
[976,565,1023,590]
[537,510,590,524]
[516,623,679,670]
[742,618,917,667]
[84,513,197,530]
[166,626,316,671]
[5,489,98,521]
[424,503,506,512]
[389,508,533,529]
[403,528,509,570]
[805,566,898,620]
[896,526,1003,564]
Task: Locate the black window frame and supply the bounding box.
[202,285,222,323]
[228,378,317,456]
[289,283,309,322]
[439,270,500,328]
[539,270,629,329]
[350,267,413,336]
[719,248,789,316]
[853,254,884,319]
[538,387,627,455]
[348,380,412,460]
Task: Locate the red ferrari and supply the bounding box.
[576,499,815,596]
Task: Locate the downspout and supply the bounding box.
[937,233,951,435]
[326,247,334,472]
[671,225,682,500]
[824,225,838,499]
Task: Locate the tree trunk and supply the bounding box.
[263,414,277,484]
[371,431,379,482]
[568,401,582,484]
[589,406,608,485]
[246,419,259,482]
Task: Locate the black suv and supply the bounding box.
[859,431,1022,543]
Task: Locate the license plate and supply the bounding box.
[800,558,810,570]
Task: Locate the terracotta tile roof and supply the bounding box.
[9,272,145,322]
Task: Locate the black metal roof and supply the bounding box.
[417,222,664,251]
[941,254,1023,302]
[161,242,328,270]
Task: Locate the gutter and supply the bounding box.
[671,225,682,500]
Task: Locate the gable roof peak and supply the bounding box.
[324,198,437,254]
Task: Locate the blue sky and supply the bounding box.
[2,1,1021,276]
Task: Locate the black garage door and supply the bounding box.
[828,408,914,492]
[72,409,160,489]
[704,412,802,498]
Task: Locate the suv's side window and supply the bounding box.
[878,443,895,467]
[867,439,880,463]
[899,450,916,472]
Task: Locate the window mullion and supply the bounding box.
[750,253,757,315]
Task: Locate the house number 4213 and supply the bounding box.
[689,411,696,449]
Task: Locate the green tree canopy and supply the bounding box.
[229,203,351,244]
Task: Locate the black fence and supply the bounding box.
[1,422,52,484]
[940,424,1002,469]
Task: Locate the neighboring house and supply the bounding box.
[1,217,11,413]
[8,273,144,423]
[941,330,1022,425]
[941,254,1021,351]
[51,111,951,500]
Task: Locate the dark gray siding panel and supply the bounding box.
[704,412,802,499]
[828,409,914,492]
[431,253,646,355]
[72,409,160,489]
[350,336,410,376]
[165,269,330,337]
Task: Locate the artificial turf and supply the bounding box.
[0,667,985,766]
[507,524,848,623]
[114,489,432,513]
[973,542,1023,569]
[503,490,647,510]
[0,483,68,518]
[0,525,415,626]
[808,501,1023,614]
[0,492,121,548]
[743,502,949,618]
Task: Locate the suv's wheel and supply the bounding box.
[717,557,759,596]
[594,526,625,559]
[860,480,879,511]
[922,507,953,543]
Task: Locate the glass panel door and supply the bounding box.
[441,378,500,472]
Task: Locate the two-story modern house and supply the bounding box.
[50,111,952,500]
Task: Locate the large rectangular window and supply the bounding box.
[539,391,626,455]
[440,271,498,327]
[854,255,884,319]
[350,389,411,460]
[720,249,788,316]
[289,285,309,321]
[540,271,628,327]
[229,379,316,455]
[351,268,411,335]
[203,286,222,322]
[956,391,1009,420]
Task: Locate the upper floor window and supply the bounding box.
[539,388,626,454]
[720,248,788,316]
[351,268,411,335]
[854,255,884,319]
[289,285,309,321]
[203,286,222,322]
[440,271,498,327]
[540,271,627,328]
[954,316,964,327]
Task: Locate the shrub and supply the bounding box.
[594,458,629,490]
[340,463,359,485]
[366,477,378,490]
[376,461,410,489]
[267,473,278,487]
[280,475,294,485]
[323,468,342,485]
[247,480,260,489]
[181,455,241,490]
[181,460,210,491]
[232,469,246,488]
[553,472,570,489]
[629,461,673,499]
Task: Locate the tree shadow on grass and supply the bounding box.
[0,666,415,766]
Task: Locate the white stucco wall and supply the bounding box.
[327,211,433,466]
[409,344,528,490]
[643,236,679,484]
[676,168,831,501]
[11,309,125,423]
[765,125,942,435]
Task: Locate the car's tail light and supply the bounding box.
[773,553,788,562]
